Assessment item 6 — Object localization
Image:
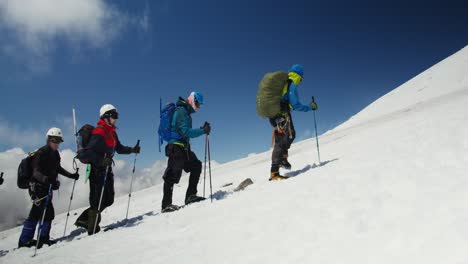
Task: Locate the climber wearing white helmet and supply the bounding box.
[75,104,140,235]
[17,128,79,249]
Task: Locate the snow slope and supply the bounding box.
[1,46,468,264]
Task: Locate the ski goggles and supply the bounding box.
[49,136,63,144]
[195,98,202,109]
[105,110,119,119]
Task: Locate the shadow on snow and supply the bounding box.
[284,158,338,177]
[57,211,158,243]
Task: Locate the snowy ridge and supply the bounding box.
[335,45,468,131]
[1,46,468,263]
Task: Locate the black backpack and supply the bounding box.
[76,124,110,164]
[17,151,36,189]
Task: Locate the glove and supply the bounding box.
[70,172,80,181]
[52,180,60,190]
[311,101,318,111]
[201,122,211,135]
[102,157,113,167]
[132,144,141,154]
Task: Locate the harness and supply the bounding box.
[271,113,293,146]
[29,182,51,206]
[271,80,293,145]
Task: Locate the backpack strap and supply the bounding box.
[282,79,293,112]
[97,125,113,141]
[171,106,188,144]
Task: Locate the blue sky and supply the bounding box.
[0,0,467,167]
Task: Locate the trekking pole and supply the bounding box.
[93,155,111,234]
[203,135,208,198]
[33,184,52,257]
[63,108,79,237]
[207,136,213,203]
[159,97,162,153]
[125,140,140,221]
[312,96,321,164]
[63,168,77,237]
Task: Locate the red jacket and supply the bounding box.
[83,119,133,168]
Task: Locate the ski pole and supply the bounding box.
[63,108,79,237]
[93,155,111,235]
[312,96,321,164]
[203,135,208,198]
[207,136,213,203]
[33,184,52,257]
[125,140,140,220]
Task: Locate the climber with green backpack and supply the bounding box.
[256,64,318,180]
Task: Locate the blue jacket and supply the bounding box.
[168,97,205,145]
[282,80,312,112]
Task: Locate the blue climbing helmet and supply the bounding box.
[189,91,204,110]
[289,64,304,77]
[193,91,204,106]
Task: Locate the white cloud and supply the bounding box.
[0,117,43,148]
[138,2,151,33]
[0,0,149,73]
[0,147,165,231]
[0,116,75,149]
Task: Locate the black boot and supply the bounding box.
[37,238,56,249]
[75,208,90,229]
[185,195,206,205]
[185,170,203,205]
[18,239,37,248]
[161,181,174,210]
[87,209,101,235]
[162,204,182,213]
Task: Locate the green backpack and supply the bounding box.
[256,71,289,118]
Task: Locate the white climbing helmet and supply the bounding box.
[46,127,63,142]
[100,104,117,117]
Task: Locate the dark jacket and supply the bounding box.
[168,97,205,145]
[31,145,75,185]
[82,119,133,168]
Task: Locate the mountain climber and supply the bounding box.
[18,128,79,248]
[268,64,318,180]
[161,92,211,213]
[74,104,140,235]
